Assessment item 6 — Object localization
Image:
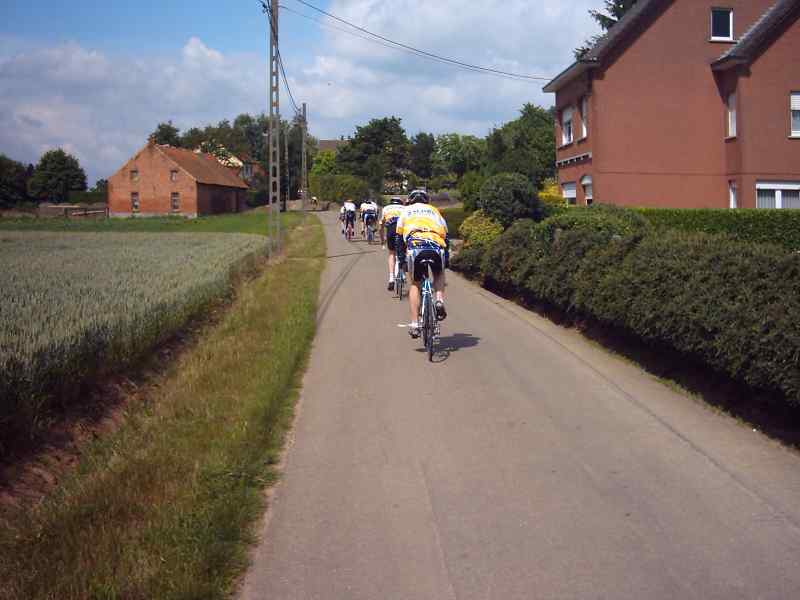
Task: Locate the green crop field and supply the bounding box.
[0,230,268,440]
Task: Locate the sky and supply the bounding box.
[0,0,601,185]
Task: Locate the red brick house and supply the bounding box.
[108,141,248,217]
[543,0,800,209]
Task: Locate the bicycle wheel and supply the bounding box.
[424,294,435,361]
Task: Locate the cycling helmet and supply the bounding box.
[390,196,402,204]
[407,189,429,204]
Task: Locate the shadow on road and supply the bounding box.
[416,332,481,363]
[326,250,378,259]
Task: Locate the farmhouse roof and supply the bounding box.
[318,139,348,153]
[159,146,248,189]
[712,0,800,69]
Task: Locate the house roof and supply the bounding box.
[712,0,800,69]
[318,139,348,153]
[159,146,248,189]
[543,0,660,93]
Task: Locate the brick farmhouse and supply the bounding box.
[544,0,800,209]
[108,141,248,217]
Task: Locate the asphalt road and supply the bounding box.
[241,211,800,599]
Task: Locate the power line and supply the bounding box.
[280,4,532,83]
[290,0,552,82]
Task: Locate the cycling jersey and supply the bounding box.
[396,203,448,248]
[380,204,404,226]
[360,202,378,216]
[343,201,357,214]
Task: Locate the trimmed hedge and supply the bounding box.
[453,209,800,404]
[68,190,107,204]
[479,173,541,227]
[636,208,800,251]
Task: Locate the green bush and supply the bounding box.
[309,174,370,204]
[449,244,485,279]
[68,190,107,204]
[246,190,268,208]
[480,219,544,294]
[458,171,485,213]
[458,210,503,248]
[635,208,800,251]
[478,172,542,227]
[539,205,650,241]
[575,231,800,401]
[441,207,467,237]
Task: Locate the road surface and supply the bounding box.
[241,211,800,599]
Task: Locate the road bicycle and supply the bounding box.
[345,216,355,241]
[365,215,377,244]
[417,257,440,362]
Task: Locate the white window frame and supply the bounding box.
[728,181,737,209]
[726,92,737,138]
[581,175,593,205]
[131,192,140,212]
[171,192,180,211]
[562,181,577,205]
[710,8,734,42]
[130,169,139,182]
[170,170,178,182]
[791,92,800,138]
[580,96,589,139]
[561,107,574,146]
[756,181,800,209]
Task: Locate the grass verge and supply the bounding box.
[0,214,325,599]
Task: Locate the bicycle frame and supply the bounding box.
[417,262,440,361]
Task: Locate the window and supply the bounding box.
[171,192,180,211]
[561,107,574,146]
[726,92,737,138]
[562,182,577,205]
[756,181,800,209]
[580,96,589,139]
[711,8,733,41]
[729,181,737,209]
[791,92,800,137]
[243,163,253,179]
[170,170,178,182]
[130,169,139,182]
[131,192,140,212]
[581,175,593,205]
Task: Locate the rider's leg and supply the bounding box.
[433,269,446,303]
[387,250,396,282]
[409,281,421,325]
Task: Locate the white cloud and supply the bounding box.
[0,37,265,184]
[0,2,601,182]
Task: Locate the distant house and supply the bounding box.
[108,141,248,217]
[196,146,265,186]
[543,0,800,209]
[317,138,349,154]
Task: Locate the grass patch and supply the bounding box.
[0,210,303,236]
[0,215,326,599]
[441,206,467,238]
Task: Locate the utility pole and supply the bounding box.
[283,120,289,213]
[265,0,281,253]
[301,102,308,212]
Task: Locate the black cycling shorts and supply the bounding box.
[345,212,356,226]
[411,248,443,282]
[384,221,400,251]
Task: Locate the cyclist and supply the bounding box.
[380,196,405,290]
[360,198,379,238]
[396,189,449,338]
[342,198,357,239]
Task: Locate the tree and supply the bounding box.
[479,173,541,228]
[458,170,486,213]
[485,103,555,187]
[575,0,639,58]
[151,120,182,146]
[27,149,87,203]
[409,132,435,179]
[91,179,108,193]
[0,154,29,207]
[310,150,338,177]
[180,127,206,150]
[335,116,410,190]
[432,134,486,178]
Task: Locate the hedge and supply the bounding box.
[453,210,800,404]
[458,210,503,247]
[635,208,800,251]
[68,190,107,204]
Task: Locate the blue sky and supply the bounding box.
[0,0,599,183]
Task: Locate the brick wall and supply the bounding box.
[108,144,199,217]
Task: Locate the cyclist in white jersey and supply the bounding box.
[342,199,357,238]
[360,200,379,237]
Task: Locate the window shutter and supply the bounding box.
[727,93,737,137]
[791,93,800,111]
[562,182,577,199]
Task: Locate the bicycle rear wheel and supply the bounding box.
[424,294,435,361]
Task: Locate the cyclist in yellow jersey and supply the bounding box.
[396,190,448,338]
[380,196,406,290]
